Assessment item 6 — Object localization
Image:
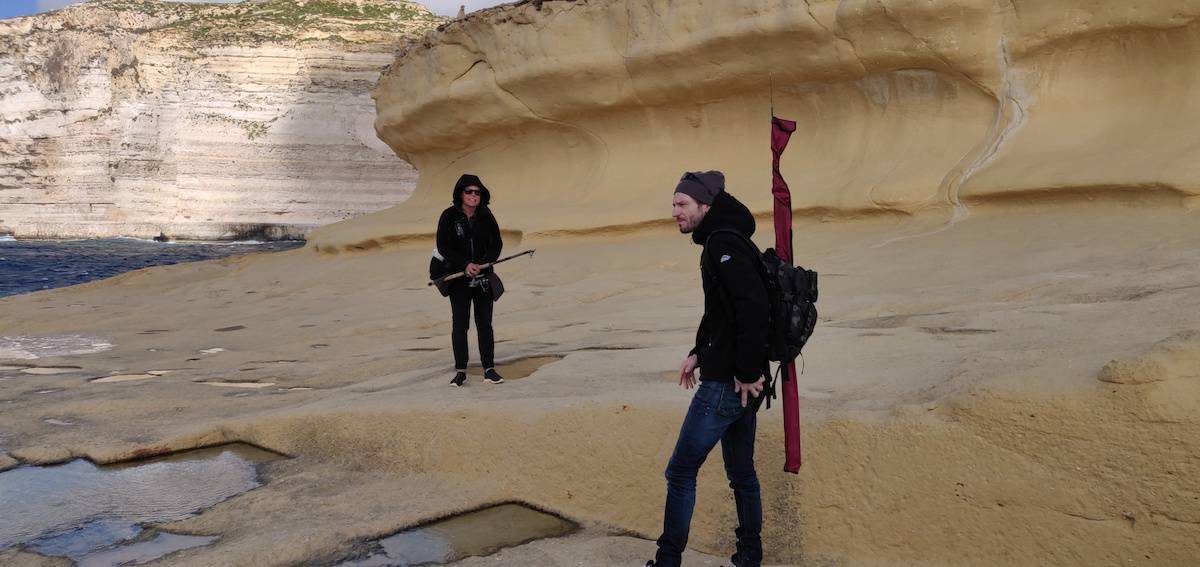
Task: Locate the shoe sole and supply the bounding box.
[485,379,503,384]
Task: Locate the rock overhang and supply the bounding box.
[311,0,1200,251]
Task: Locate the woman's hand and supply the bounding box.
[465,263,481,277]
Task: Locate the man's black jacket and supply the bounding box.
[690,190,770,384]
[436,204,502,277]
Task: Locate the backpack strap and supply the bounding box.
[703,229,762,262]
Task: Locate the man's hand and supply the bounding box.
[679,354,698,389]
[465,263,481,277]
[734,376,766,407]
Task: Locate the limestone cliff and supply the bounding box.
[313,0,1200,250]
[0,0,444,240]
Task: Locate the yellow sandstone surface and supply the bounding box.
[313,0,1200,250]
[3,201,1199,565]
[3,0,1200,565]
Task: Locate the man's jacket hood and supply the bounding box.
[692,189,756,245]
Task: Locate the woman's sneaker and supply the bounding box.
[483,368,504,384]
[450,371,467,387]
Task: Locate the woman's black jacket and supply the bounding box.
[436,205,503,278]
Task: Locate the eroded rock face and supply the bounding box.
[0,0,445,240]
[1099,331,1200,385]
[313,0,1200,250]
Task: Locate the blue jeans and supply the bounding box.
[655,380,762,567]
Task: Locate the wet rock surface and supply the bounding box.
[0,444,280,563]
[336,503,577,566]
[0,334,110,359]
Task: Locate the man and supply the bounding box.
[649,171,769,567]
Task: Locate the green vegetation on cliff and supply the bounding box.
[93,0,446,45]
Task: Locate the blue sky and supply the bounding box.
[0,0,40,20]
[0,0,509,20]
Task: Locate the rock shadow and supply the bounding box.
[919,327,997,335]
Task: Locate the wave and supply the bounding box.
[1,236,295,245]
[111,237,291,246]
[114,236,179,245]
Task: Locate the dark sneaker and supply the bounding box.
[450,371,467,387]
[726,553,759,567]
[483,368,504,384]
[644,562,655,567]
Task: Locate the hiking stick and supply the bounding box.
[428,249,535,291]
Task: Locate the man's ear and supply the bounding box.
[699,203,711,215]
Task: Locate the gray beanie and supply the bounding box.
[674,170,725,205]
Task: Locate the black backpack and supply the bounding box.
[703,229,819,367]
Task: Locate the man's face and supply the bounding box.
[462,185,482,207]
[672,193,709,234]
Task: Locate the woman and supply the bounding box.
[436,174,504,387]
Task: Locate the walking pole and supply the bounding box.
[428,249,535,295]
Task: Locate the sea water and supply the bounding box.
[0,238,303,298]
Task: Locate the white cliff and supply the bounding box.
[0,0,445,240]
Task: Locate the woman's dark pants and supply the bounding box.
[449,283,494,370]
[655,380,762,567]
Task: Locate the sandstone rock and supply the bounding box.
[1099,331,1200,384]
[0,549,72,567]
[0,0,446,240]
[9,445,74,465]
[312,0,1200,250]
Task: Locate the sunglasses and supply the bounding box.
[462,189,481,195]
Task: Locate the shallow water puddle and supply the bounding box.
[198,381,276,389]
[75,532,218,567]
[338,503,577,566]
[472,356,563,380]
[90,374,156,383]
[0,444,281,562]
[20,366,83,375]
[90,370,174,383]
